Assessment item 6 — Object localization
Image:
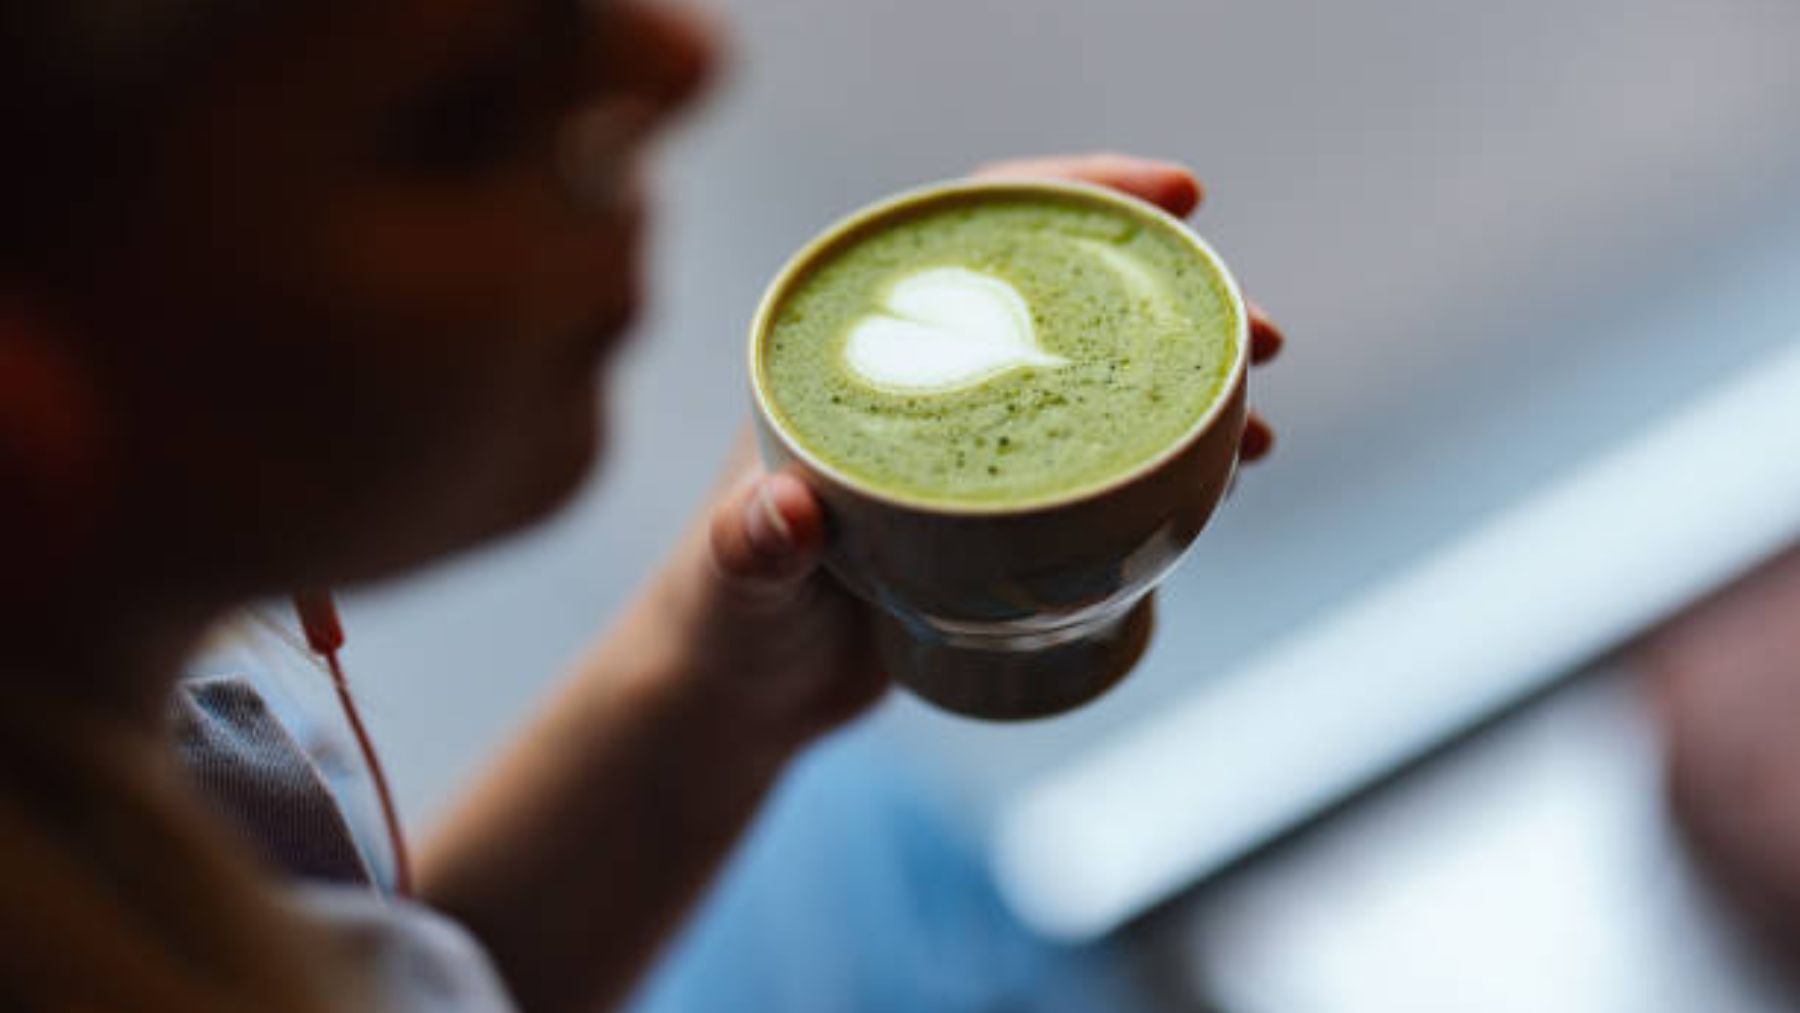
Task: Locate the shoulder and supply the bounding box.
[290,885,521,1013]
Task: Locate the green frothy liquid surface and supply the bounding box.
[760,194,1238,507]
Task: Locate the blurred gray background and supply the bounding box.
[332,0,1800,1005]
[342,0,1800,821]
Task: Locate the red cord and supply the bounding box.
[294,591,414,898]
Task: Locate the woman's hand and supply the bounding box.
[423,154,1284,1013]
[681,152,1285,746]
[1644,547,1800,959]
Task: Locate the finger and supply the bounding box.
[1248,302,1285,364]
[974,153,1203,218]
[1240,414,1275,462]
[708,470,826,592]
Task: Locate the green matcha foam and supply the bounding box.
[761,192,1239,508]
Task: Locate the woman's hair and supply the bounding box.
[0,2,261,273]
[0,678,367,1011]
[0,9,377,1010]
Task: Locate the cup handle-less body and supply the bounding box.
[754,374,1245,721]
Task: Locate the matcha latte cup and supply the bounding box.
[750,178,1249,720]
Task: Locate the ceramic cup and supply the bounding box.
[749,179,1249,720]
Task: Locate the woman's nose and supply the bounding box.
[592,0,722,116]
[554,2,721,214]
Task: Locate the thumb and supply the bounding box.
[708,469,827,598]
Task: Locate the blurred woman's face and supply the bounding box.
[68,0,716,591]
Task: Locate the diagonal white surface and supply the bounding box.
[995,338,1800,940]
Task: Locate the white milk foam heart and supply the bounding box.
[842,267,1068,394]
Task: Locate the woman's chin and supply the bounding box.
[513,398,608,529]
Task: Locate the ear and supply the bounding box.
[0,297,110,585]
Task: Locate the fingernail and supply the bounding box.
[745,482,794,556]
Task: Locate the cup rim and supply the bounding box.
[748,176,1251,518]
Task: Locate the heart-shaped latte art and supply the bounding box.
[842,267,1068,394]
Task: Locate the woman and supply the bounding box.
[0,1,1282,1010]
